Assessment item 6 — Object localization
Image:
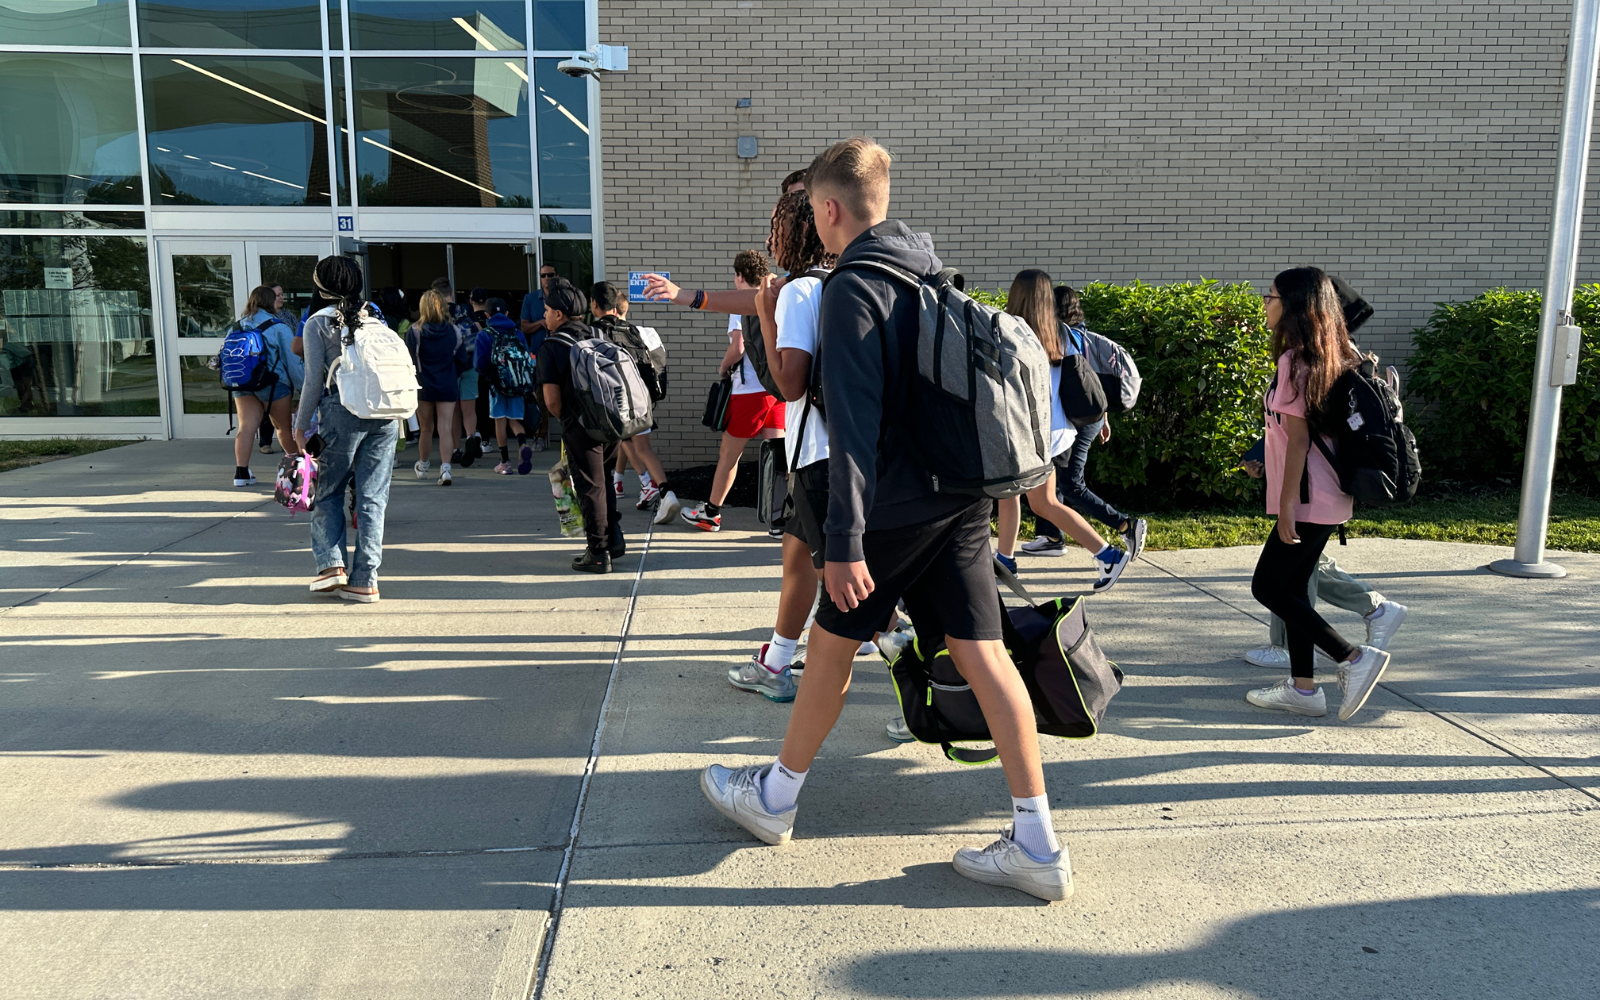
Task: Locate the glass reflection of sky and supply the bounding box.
[348,0,527,49]
[149,122,328,206]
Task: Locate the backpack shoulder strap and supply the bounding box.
[824,259,922,289]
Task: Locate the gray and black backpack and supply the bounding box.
[823,262,1053,499]
[550,330,653,443]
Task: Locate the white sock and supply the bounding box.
[639,470,653,490]
[1365,603,1385,620]
[612,471,623,486]
[762,760,807,813]
[766,633,799,669]
[1010,793,1060,861]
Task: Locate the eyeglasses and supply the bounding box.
[1262,293,1281,304]
[540,271,556,279]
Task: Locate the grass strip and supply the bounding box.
[0,439,137,474]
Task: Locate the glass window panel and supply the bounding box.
[259,254,318,325]
[353,57,531,209]
[348,1,525,50]
[171,254,235,338]
[0,234,157,418]
[540,238,590,293]
[0,0,131,46]
[332,58,350,205]
[0,211,144,229]
[143,56,333,207]
[328,0,341,48]
[0,54,142,206]
[179,354,229,413]
[533,0,584,50]
[137,0,321,49]
[534,59,589,209]
[540,214,588,233]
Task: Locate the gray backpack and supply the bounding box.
[826,261,1052,499]
[1077,327,1142,413]
[551,331,653,443]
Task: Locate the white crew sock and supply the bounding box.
[762,760,807,813]
[611,471,623,486]
[1010,793,1060,861]
[766,633,799,669]
[639,470,653,490]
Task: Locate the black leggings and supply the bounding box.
[1250,522,1358,679]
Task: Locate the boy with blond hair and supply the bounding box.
[699,137,1074,901]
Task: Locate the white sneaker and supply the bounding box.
[1365,601,1408,650]
[885,714,914,743]
[857,640,878,656]
[438,463,452,486]
[1092,547,1130,593]
[700,763,796,845]
[652,489,683,526]
[1121,517,1149,560]
[1020,536,1068,556]
[1246,679,1327,717]
[414,460,430,479]
[1336,645,1391,721]
[952,826,1073,902]
[1244,645,1290,669]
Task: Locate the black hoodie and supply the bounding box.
[819,220,976,562]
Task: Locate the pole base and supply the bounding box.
[1488,558,1568,579]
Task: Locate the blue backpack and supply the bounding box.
[218,319,280,393]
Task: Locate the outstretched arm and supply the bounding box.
[640,273,758,315]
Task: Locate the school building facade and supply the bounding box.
[1,0,1593,469]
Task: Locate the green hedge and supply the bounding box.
[1407,287,1600,488]
[969,280,1274,498]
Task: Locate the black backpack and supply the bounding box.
[594,315,668,402]
[741,267,828,399]
[1056,326,1109,428]
[885,586,1123,764]
[1310,358,1422,507]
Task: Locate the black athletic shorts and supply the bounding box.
[813,499,1002,644]
[783,460,829,570]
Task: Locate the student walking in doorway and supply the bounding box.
[406,289,467,486]
[1246,266,1391,721]
[229,285,303,486]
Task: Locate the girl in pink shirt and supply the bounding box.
[1247,267,1391,722]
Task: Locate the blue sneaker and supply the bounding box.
[995,552,1018,575]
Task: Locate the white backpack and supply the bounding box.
[324,311,419,419]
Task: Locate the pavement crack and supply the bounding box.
[530,518,654,1000]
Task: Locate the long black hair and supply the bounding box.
[312,256,364,340]
[1270,266,1358,422]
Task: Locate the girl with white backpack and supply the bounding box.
[292,256,418,603]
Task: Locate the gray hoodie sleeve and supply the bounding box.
[294,317,329,433]
[820,271,888,563]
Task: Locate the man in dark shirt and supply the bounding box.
[537,278,621,573]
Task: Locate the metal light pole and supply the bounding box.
[1490,0,1600,579]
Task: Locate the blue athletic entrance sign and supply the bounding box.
[628,271,665,304]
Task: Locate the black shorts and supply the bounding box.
[783,460,829,570]
[813,500,1002,644]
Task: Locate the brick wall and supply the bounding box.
[599,0,1593,469]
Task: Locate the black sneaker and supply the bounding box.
[461,435,483,468]
[451,448,464,466]
[572,549,612,574]
[608,530,626,559]
[1121,518,1148,561]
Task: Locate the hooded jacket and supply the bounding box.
[819,220,976,562]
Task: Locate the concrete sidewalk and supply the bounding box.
[2,439,1597,999]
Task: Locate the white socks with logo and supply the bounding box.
[766,633,799,669]
[761,760,807,813]
[1010,793,1060,861]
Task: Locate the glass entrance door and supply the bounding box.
[157,239,329,438]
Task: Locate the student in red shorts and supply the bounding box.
[678,249,786,532]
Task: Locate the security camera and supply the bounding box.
[558,53,598,78]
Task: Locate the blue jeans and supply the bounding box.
[310,395,399,588]
[1036,418,1129,540]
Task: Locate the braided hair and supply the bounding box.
[312,255,365,342]
[768,190,832,276]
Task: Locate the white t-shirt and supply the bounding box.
[726,314,766,394]
[774,273,828,469]
[1048,363,1079,459]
